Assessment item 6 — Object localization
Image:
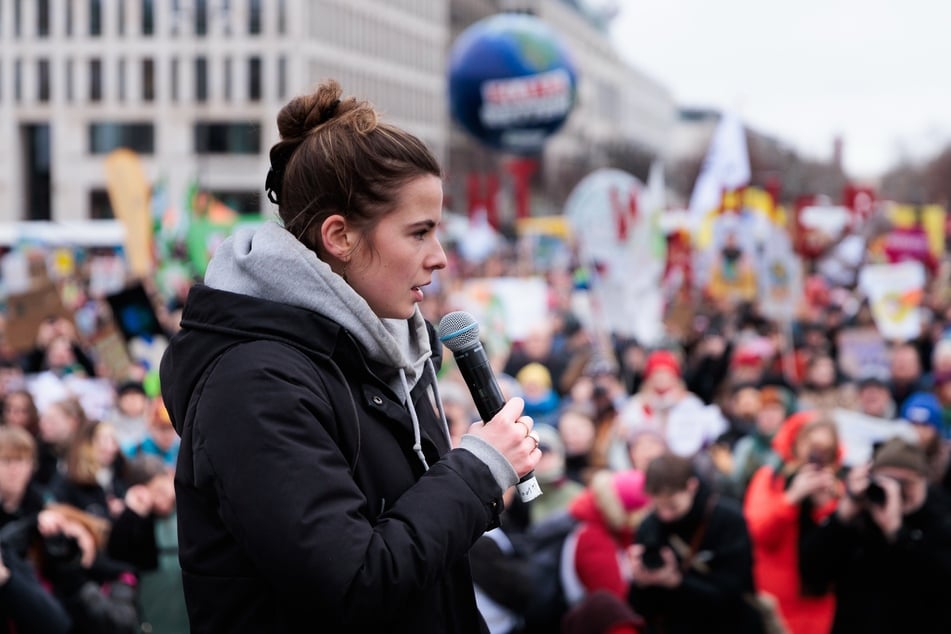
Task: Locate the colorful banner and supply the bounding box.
[858,261,926,342]
[564,168,665,344]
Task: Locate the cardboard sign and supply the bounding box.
[4,283,72,353]
[88,322,133,380]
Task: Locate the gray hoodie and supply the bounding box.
[203,222,516,488]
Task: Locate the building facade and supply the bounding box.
[0,0,671,224]
[0,0,448,222]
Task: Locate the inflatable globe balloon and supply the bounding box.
[449,13,578,155]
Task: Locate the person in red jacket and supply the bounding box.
[743,410,843,634]
[567,469,652,602]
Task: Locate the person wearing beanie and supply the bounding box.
[564,469,652,606]
[900,391,950,484]
[724,386,793,499]
[800,437,951,634]
[515,362,561,427]
[618,349,727,463]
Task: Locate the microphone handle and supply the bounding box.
[453,347,543,502]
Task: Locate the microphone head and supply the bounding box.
[438,311,481,352]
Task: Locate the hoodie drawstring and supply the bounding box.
[399,360,454,473]
[400,368,431,471]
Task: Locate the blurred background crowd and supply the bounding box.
[0,197,950,633]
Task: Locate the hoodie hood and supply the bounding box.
[204,221,431,394]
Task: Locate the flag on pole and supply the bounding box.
[687,111,750,235]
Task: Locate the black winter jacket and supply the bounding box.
[800,488,951,634]
[160,285,503,633]
[629,486,764,634]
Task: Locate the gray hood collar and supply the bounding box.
[204,221,431,393]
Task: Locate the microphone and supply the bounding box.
[438,311,542,502]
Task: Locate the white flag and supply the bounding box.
[687,111,750,228]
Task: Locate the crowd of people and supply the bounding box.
[425,230,951,633]
[2,79,951,631]
[1,217,950,633]
[1,219,950,633]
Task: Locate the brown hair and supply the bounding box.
[66,421,102,486]
[267,78,441,255]
[3,389,40,436]
[792,415,840,465]
[644,453,696,495]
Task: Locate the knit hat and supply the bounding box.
[516,362,553,390]
[590,469,650,531]
[643,350,681,380]
[900,391,942,430]
[872,437,928,476]
[760,385,791,413]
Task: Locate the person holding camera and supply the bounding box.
[743,410,841,634]
[627,453,764,634]
[800,437,951,633]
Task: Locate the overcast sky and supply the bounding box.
[608,0,948,181]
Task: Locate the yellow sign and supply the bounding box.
[104,149,152,277]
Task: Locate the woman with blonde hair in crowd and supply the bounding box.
[743,410,843,634]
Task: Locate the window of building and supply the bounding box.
[89,122,155,154]
[223,57,232,100]
[142,58,155,101]
[141,0,154,35]
[277,56,286,100]
[37,59,51,102]
[89,189,113,219]
[89,0,102,36]
[212,190,261,214]
[66,59,74,102]
[171,0,180,36]
[277,0,286,34]
[14,0,21,37]
[118,58,126,102]
[65,0,73,36]
[37,0,50,36]
[194,121,261,154]
[14,59,22,102]
[89,59,103,101]
[195,57,208,102]
[118,0,125,36]
[195,0,208,35]
[248,0,262,34]
[248,56,261,101]
[170,58,179,102]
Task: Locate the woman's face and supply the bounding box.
[39,404,78,444]
[346,175,447,319]
[794,426,838,466]
[3,393,34,429]
[93,424,120,466]
[807,357,836,387]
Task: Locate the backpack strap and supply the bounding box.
[680,493,718,574]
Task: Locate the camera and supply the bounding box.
[640,544,666,570]
[864,479,888,507]
[42,534,82,564]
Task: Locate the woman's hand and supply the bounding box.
[465,397,541,478]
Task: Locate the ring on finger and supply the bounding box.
[516,418,531,438]
[528,430,540,450]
